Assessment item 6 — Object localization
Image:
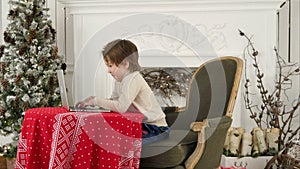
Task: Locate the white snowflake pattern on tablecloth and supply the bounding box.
[119,139,142,169]
[14,108,144,169]
[48,113,85,169]
[15,134,27,169]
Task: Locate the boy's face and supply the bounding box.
[105,58,129,82]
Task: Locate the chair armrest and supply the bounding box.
[190,120,208,132]
[185,119,208,169]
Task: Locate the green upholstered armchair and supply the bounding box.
[140,56,243,169]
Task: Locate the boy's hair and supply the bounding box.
[102,39,141,72]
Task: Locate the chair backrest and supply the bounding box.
[168,56,243,130]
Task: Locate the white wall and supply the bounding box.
[290,0,300,138]
[0,1,9,43]
[0,0,1,43]
[57,0,284,132]
[277,0,300,133]
[0,0,288,144]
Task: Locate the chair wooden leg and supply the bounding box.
[184,120,208,169]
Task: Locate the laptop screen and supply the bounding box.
[56,70,69,110]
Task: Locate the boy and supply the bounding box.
[76,39,170,144]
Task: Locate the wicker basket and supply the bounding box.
[0,156,7,169]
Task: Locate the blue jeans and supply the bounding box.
[142,123,170,145]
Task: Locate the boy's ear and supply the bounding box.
[120,59,130,69]
[124,60,130,69]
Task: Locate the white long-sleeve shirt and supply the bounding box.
[98,71,168,127]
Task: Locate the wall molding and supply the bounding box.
[58,0,283,14]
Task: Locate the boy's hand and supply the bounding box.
[75,96,96,108]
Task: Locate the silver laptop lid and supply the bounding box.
[56,70,110,113]
[56,70,69,110]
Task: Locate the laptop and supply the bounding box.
[56,70,110,113]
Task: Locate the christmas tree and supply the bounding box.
[0,0,65,139]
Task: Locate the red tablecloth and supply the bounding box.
[15,107,143,169]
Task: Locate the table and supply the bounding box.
[15,107,144,169]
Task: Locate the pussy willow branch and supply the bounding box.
[240,29,271,127]
[284,96,300,143]
[239,30,300,150]
[274,48,300,145]
[275,48,300,102]
[242,40,262,127]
